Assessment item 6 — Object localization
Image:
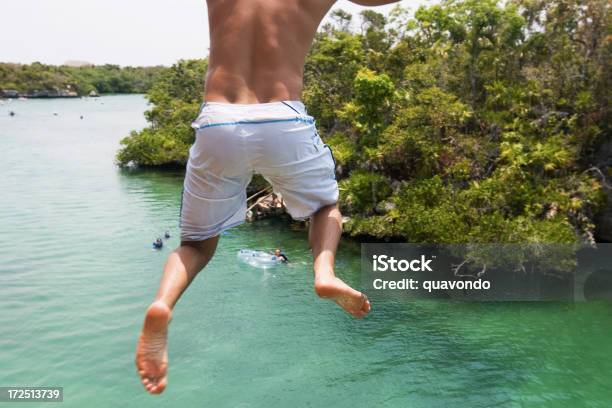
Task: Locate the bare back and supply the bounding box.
[204,0,336,103]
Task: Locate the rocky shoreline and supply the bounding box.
[1,89,99,99]
[246,190,287,222]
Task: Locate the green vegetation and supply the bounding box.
[116,59,207,166]
[116,0,610,247]
[0,62,166,96]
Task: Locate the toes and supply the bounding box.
[149,378,166,395]
[141,375,165,395]
[358,294,371,315]
[142,377,155,393]
[154,378,167,394]
[363,299,371,313]
[347,295,371,318]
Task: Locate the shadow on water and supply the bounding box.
[118,167,185,197]
[116,168,185,224]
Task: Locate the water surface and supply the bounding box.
[0,96,611,407]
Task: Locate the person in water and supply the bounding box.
[136,0,392,395]
[153,238,163,249]
[273,248,289,263]
[164,231,171,239]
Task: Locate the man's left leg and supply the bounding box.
[136,237,219,394]
[309,204,371,318]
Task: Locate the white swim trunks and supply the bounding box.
[180,101,338,241]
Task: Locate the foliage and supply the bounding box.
[310,0,609,245]
[116,60,207,167]
[339,170,392,214]
[116,0,610,246]
[0,62,165,95]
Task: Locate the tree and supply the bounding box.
[116,60,207,167]
[116,1,609,248]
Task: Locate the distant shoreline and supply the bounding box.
[0,62,166,99]
[0,92,145,99]
[1,90,95,99]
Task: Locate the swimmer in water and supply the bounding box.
[153,238,163,249]
[273,248,289,263]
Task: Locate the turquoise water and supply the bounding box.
[1,95,611,407]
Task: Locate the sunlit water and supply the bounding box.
[0,95,611,407]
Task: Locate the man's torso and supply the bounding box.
[204,0,336,103]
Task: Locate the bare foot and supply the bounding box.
[315,276,371,318]
[135,301,171,394]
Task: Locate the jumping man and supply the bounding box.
[136,0,399,395]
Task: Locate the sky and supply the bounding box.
[0,0,431,67]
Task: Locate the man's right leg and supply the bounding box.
[136,237,219,394]
[310,204,371,318]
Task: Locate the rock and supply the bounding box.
[375,201,396,215]
[1,89,20,98]
[384,202,396,212]
[246,193,286,222]
[391,179,402,193]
